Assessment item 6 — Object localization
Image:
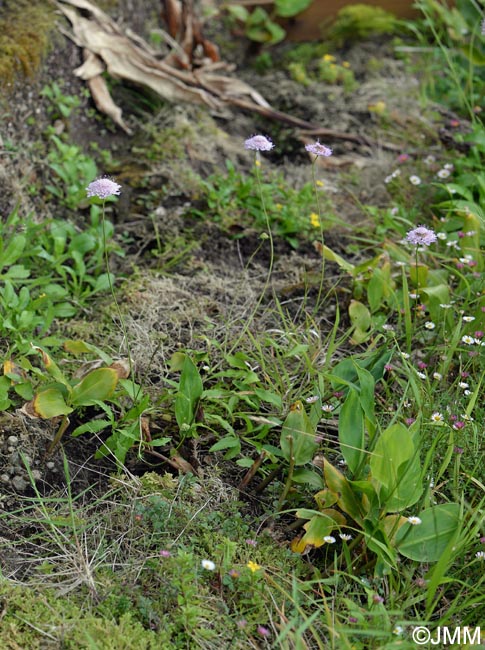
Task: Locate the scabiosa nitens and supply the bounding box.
[405,225,438,246]
[86,177,121,199]
[244,134,274,151]
[305,141,333,157]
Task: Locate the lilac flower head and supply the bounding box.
[244,135,274,151]
[86,177,121,199]
[305,141,333,157]
[405,225,437,247]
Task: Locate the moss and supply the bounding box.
[0,582,165,649]
[0,0,55,87]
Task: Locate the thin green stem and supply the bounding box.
[101,202,137,404]
[310,157,326,309]
[227,156,274,356]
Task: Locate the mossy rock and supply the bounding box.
[0,0,56,87]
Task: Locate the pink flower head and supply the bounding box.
[305,141,333,157]
[86,177,121,199]
[160,549,172,558]
[405,225,437,246]
[257,626,270,637]
[244,135,274,151]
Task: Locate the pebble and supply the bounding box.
[11,476,27,492]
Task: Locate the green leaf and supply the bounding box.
[349,300,372,344]
[71,368,118,406]
[395,504,461,562]
[275,0,313,17]
[71,419,112,437]
[370,424,423,512]
[338,388,364,475]
[292,468,325,489]
[227,4,249,21]
[324,459,364,523]
[321,245,355,274]
[33,346,71,389]
[175,356,203,430]
[32,388,73,418]
[0,234,26,269]
[280,401,319,465]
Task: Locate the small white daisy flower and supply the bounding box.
[444,163,454,170]
[401,352,410,359]
[407,516,422,525]
[323,536,336,544]
[409,175,421,185]
[201,559,216,571]
[339,534,352,541]
[424,321,436,330]
[459,382,469,389]
[393,626,404,635]
[322,404,335,412]
[437,232,447,240]
[475,551,485,559]
[462,335,475,345]
[430,412,444,422]
[440,303,452,309]
[424,155,436,165]
[417,371,427,379]
[306,396,319,404]
[437,168,451,179]
[433,372,443,380]
[463,316,476,322]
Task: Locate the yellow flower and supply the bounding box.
[323,54,336,62]
[247,561,262,573]
[316,180,324,187]
[310,212,321,228]
[275,203,283,210]
[342,61,350,68]
[255,159,261,167]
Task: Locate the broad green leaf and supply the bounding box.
[320,244,355,274]
[395,504,461,562]
[292,468,325,490]
[291,510,345,553]
[71,368,118,406]
[175,356,203,429]
[32,388,73,418]
[226,4,249,21]
[355,364,376,437]
[0,234,26,269]
[324,459,364,523]
[370,423,423,512]
[330,349,392,389]
[349,300,372,344]
[314,488,338,510]
[33,346,71,389]
[275,0,313,17]
[339,388,364,475]
[280,401,319,465]
[71,419,112,437]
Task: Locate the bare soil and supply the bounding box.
[0,0,451,502]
